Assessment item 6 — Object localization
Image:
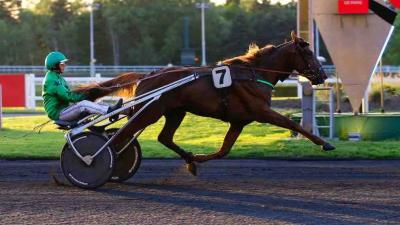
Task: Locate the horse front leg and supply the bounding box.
[191,123,244,163]
[257,108,335,151]
[159,112,244,175]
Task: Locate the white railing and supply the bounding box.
[28,73,120,109]
[0,65,166,74]
[25,74,36,109]
[312,87,334,139]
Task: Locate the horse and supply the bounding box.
[75,32,335,175]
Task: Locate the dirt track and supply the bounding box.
[1,159,400,225]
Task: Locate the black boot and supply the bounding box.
[107,98,123,122]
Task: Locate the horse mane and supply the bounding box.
[221,43,277,65]
[73,72,145,101]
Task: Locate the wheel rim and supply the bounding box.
[61,132,114,188]
[106,129,142,182]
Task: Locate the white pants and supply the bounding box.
[59,100,109,121]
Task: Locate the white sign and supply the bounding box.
[212,66,232,89]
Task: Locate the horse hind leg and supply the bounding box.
[157,111,199,175]
[158,111,193,162]
[112,102,165,150]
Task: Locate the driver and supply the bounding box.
[42,51,122,122]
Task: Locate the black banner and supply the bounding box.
[369,0,398,25]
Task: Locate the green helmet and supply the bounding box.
[45,51,68,71]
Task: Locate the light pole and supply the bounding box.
[89,2,100,77]
[196,2,210,66]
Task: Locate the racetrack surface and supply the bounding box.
[1,159,400,225]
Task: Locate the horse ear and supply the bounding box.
[246,43,260,57]
[291,31,299,43]
[248,43,259,52]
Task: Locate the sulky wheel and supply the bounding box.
[60,132,115,189]
[106,128,142,183]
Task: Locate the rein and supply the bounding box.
[233,65,300,76]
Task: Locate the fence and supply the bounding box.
[0,65,166,76]
[27,74,122,109]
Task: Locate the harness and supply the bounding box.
[256,77,274,89]
[194,65,275,121]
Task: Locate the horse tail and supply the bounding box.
[74,72,145,101]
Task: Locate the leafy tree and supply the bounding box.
[0,0,301,66]
[0,0,21,22]
[383,14,400,65]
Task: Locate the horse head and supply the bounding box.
[289,31,327,85]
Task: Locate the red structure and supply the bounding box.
[338,0,369,14]
[0,84,2,129]
[0,74,26,107]
[390,0,400,8]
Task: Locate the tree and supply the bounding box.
[0,0,307,66]
[49,0,73,50]
[0,0,21,22]
[383,15,400,65]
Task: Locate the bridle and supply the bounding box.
[241,40,325,81]
[294,43,325,84]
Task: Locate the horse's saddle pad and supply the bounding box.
[212,66,232,89]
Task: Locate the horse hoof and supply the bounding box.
[322,143,335,151]
[186,162,197,176]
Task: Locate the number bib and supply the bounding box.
[212,66,232,89]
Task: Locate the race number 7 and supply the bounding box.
[216,69,226,85]
[212,66,232,88]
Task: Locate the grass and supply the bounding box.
[2,107,45,114]
[1,114,400,159]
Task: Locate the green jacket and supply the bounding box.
[42,71,86,120]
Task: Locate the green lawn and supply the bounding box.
[2,107,44,114]
[1,114,400,159]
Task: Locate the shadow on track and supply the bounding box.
[97,182,399,225]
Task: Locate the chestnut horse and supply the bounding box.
[76,32,335,174]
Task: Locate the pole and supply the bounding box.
[89,3,95,77]
[308,0,314,51]
[314,20,319,57]
[298,0,314,133]
[201,5,206,66]
[329,88,334,139]
[335,71,341,113]
[196,2,209,66]
[380,59,385,113]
